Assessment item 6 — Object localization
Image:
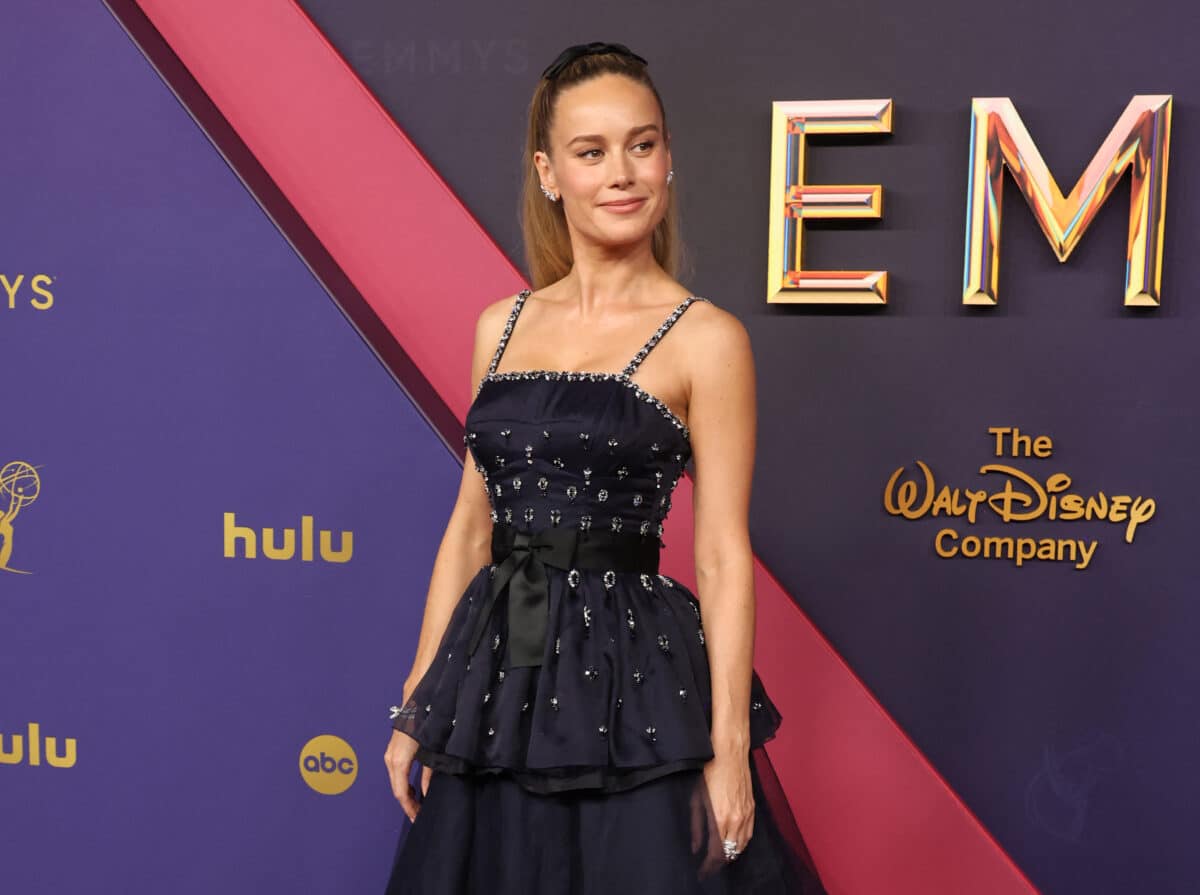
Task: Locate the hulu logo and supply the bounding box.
[0,723,77,768]
[223,512,352,562]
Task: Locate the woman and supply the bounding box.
[383,42,827,894]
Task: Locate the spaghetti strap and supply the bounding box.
[486,289,532,377]
[620,295,710,380]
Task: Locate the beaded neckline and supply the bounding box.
[477,370,692,442]
[477,289,709,441]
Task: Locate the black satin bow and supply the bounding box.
[465,523,661,669]
[467,525,579,668]
[540,42,648,81]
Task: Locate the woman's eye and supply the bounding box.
[635,141,656,151]
[579,149,601,159]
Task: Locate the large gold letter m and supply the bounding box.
[964,95,1172,307]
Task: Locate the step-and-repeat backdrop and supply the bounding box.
[3,1,1195,893]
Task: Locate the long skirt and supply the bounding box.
[384,743,828,894]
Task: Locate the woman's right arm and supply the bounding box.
[397,295,514,698]
[384,294,517,820]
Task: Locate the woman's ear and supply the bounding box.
[533,151,556,194]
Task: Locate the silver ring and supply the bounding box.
[722,838,741,861]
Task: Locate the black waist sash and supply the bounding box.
[465,522,662,669]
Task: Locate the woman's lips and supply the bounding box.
[599,198,647,213]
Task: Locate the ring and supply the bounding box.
[722,838,741,861]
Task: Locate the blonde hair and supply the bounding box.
[519,51,687,289]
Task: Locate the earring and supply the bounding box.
[540,185,559,202]
[666,169,674,185]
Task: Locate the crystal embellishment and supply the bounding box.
[476,294,710,440]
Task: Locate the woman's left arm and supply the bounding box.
[687,304,758,762]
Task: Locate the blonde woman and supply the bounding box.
[383,41,827,894]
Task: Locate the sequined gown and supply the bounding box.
[385,290,827,894]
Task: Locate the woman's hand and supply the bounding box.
[692,751,755,878]
[384,728,433,822]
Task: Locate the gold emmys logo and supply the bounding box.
[2,274,55,311]
[298,734,358,795]
[0,723,77,768]
[1,460,42,574]
[883,427,1157,571]
[767,95,1171,306]
[223,512,352,563]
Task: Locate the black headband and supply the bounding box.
[540,42,648,81]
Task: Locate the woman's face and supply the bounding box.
[537,73,672,250]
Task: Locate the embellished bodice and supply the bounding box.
[391,288,786,796]
[465,290,709,543]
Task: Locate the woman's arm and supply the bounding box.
[686,305,758,760]
[399,295,518,703]
[386,294,519,820]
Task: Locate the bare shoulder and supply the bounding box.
[477,291,523,330]
[474,291,524,348]
[464,291,527,386]
[684,299,753,362]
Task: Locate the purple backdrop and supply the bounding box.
[0,2,442,890]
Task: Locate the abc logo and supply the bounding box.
[298,734,358,795]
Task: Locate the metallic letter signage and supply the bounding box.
[766,99,893,304]
[963,95,1172,307]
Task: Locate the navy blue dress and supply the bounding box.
[385,291,827,894]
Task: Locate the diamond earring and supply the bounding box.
[666,169,674,185]
[540,184,559,202]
